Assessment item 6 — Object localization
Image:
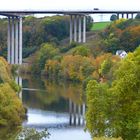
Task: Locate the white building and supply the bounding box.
[116,50,127,58]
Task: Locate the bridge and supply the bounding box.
[0,9,140,65]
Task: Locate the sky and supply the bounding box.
[0,0,139,21]
[0,0,139,10]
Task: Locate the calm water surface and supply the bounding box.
[21,75,91,140]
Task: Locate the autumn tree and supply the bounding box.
[110,46,140,139]
[0,57,25,127]
[68,45,90,57]
[86,47,140,139]
[61,55,95,81]
[32,43,59,73]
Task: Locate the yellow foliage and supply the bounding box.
[61,55,94,81]
[0,57,25,127]
[0,83,25,126]
[114,19,126,25]
[0,57,11,83]
[92,53,120,82]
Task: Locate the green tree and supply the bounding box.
[135,13,140,19]
[86,80,110,137]
[86,46,140,139]
[35,43,59,73]
[110,14,118,21]
[110,46,140,139]
[0,83,25,127]
[61,55,94,81]
[70,45,90,56]
[0,57,25,127]
[16,128,50,140]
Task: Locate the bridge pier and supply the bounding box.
[19,17,23,65]
[122,13,124,18]
[117,13,120,19]
[69,15,86,43]
[70,15,73,43]
[83,16,86,43]
[15,18,19,64]
[126,14,128,19]
[131,13,134,19]
[74,15,77,42]
[78,15,82,43]
[7,16,23,65]
[11,17,15,64]
[7,17,11,64]
[121,13,124,18]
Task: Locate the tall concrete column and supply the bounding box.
[70,15,73,43]
[78,15,82,43]
[11,17,15,64]
[131,13,134,19]
[19,16,22,65]
[74,15,77,42]
[122,13,124,18]
[7,17,11,64]
[126,14,129,19]
[83,16,86,43]
[15,18,19,64]
[117,13,119,19]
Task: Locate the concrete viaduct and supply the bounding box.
[0,10,139,65]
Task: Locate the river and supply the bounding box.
[20,75,91,140]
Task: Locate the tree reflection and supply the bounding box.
[22,75,85,112]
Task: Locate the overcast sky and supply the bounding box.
[0,0,139,21]
[0,0,139,10]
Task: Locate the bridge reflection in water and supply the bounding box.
[15,76,87,128]
[15,76,22,99]
[69,99,86,126]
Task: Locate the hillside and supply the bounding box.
[0,15,92,59]
[91,22,110,31]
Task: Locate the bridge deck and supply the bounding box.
[0,10,139,15]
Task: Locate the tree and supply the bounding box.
[86,80,110,137]
[61,55,94,81]
[101,18,140,53]
[110,14,118,21]
[110,46,140,139]
[16,128,50,140]
[135,13,140,19]
[86,47,140,139]
[0,57,25,127]
[34,43,59,73]
[70,45,90,57]
[0,83,25,127]
[93,53,120,82]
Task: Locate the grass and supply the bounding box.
[91,22,111,31]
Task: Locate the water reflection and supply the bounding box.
[15,76,22,99]
[16,75,91,140]
[69,99,86,126]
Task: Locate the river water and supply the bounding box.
[20,75,91,140]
